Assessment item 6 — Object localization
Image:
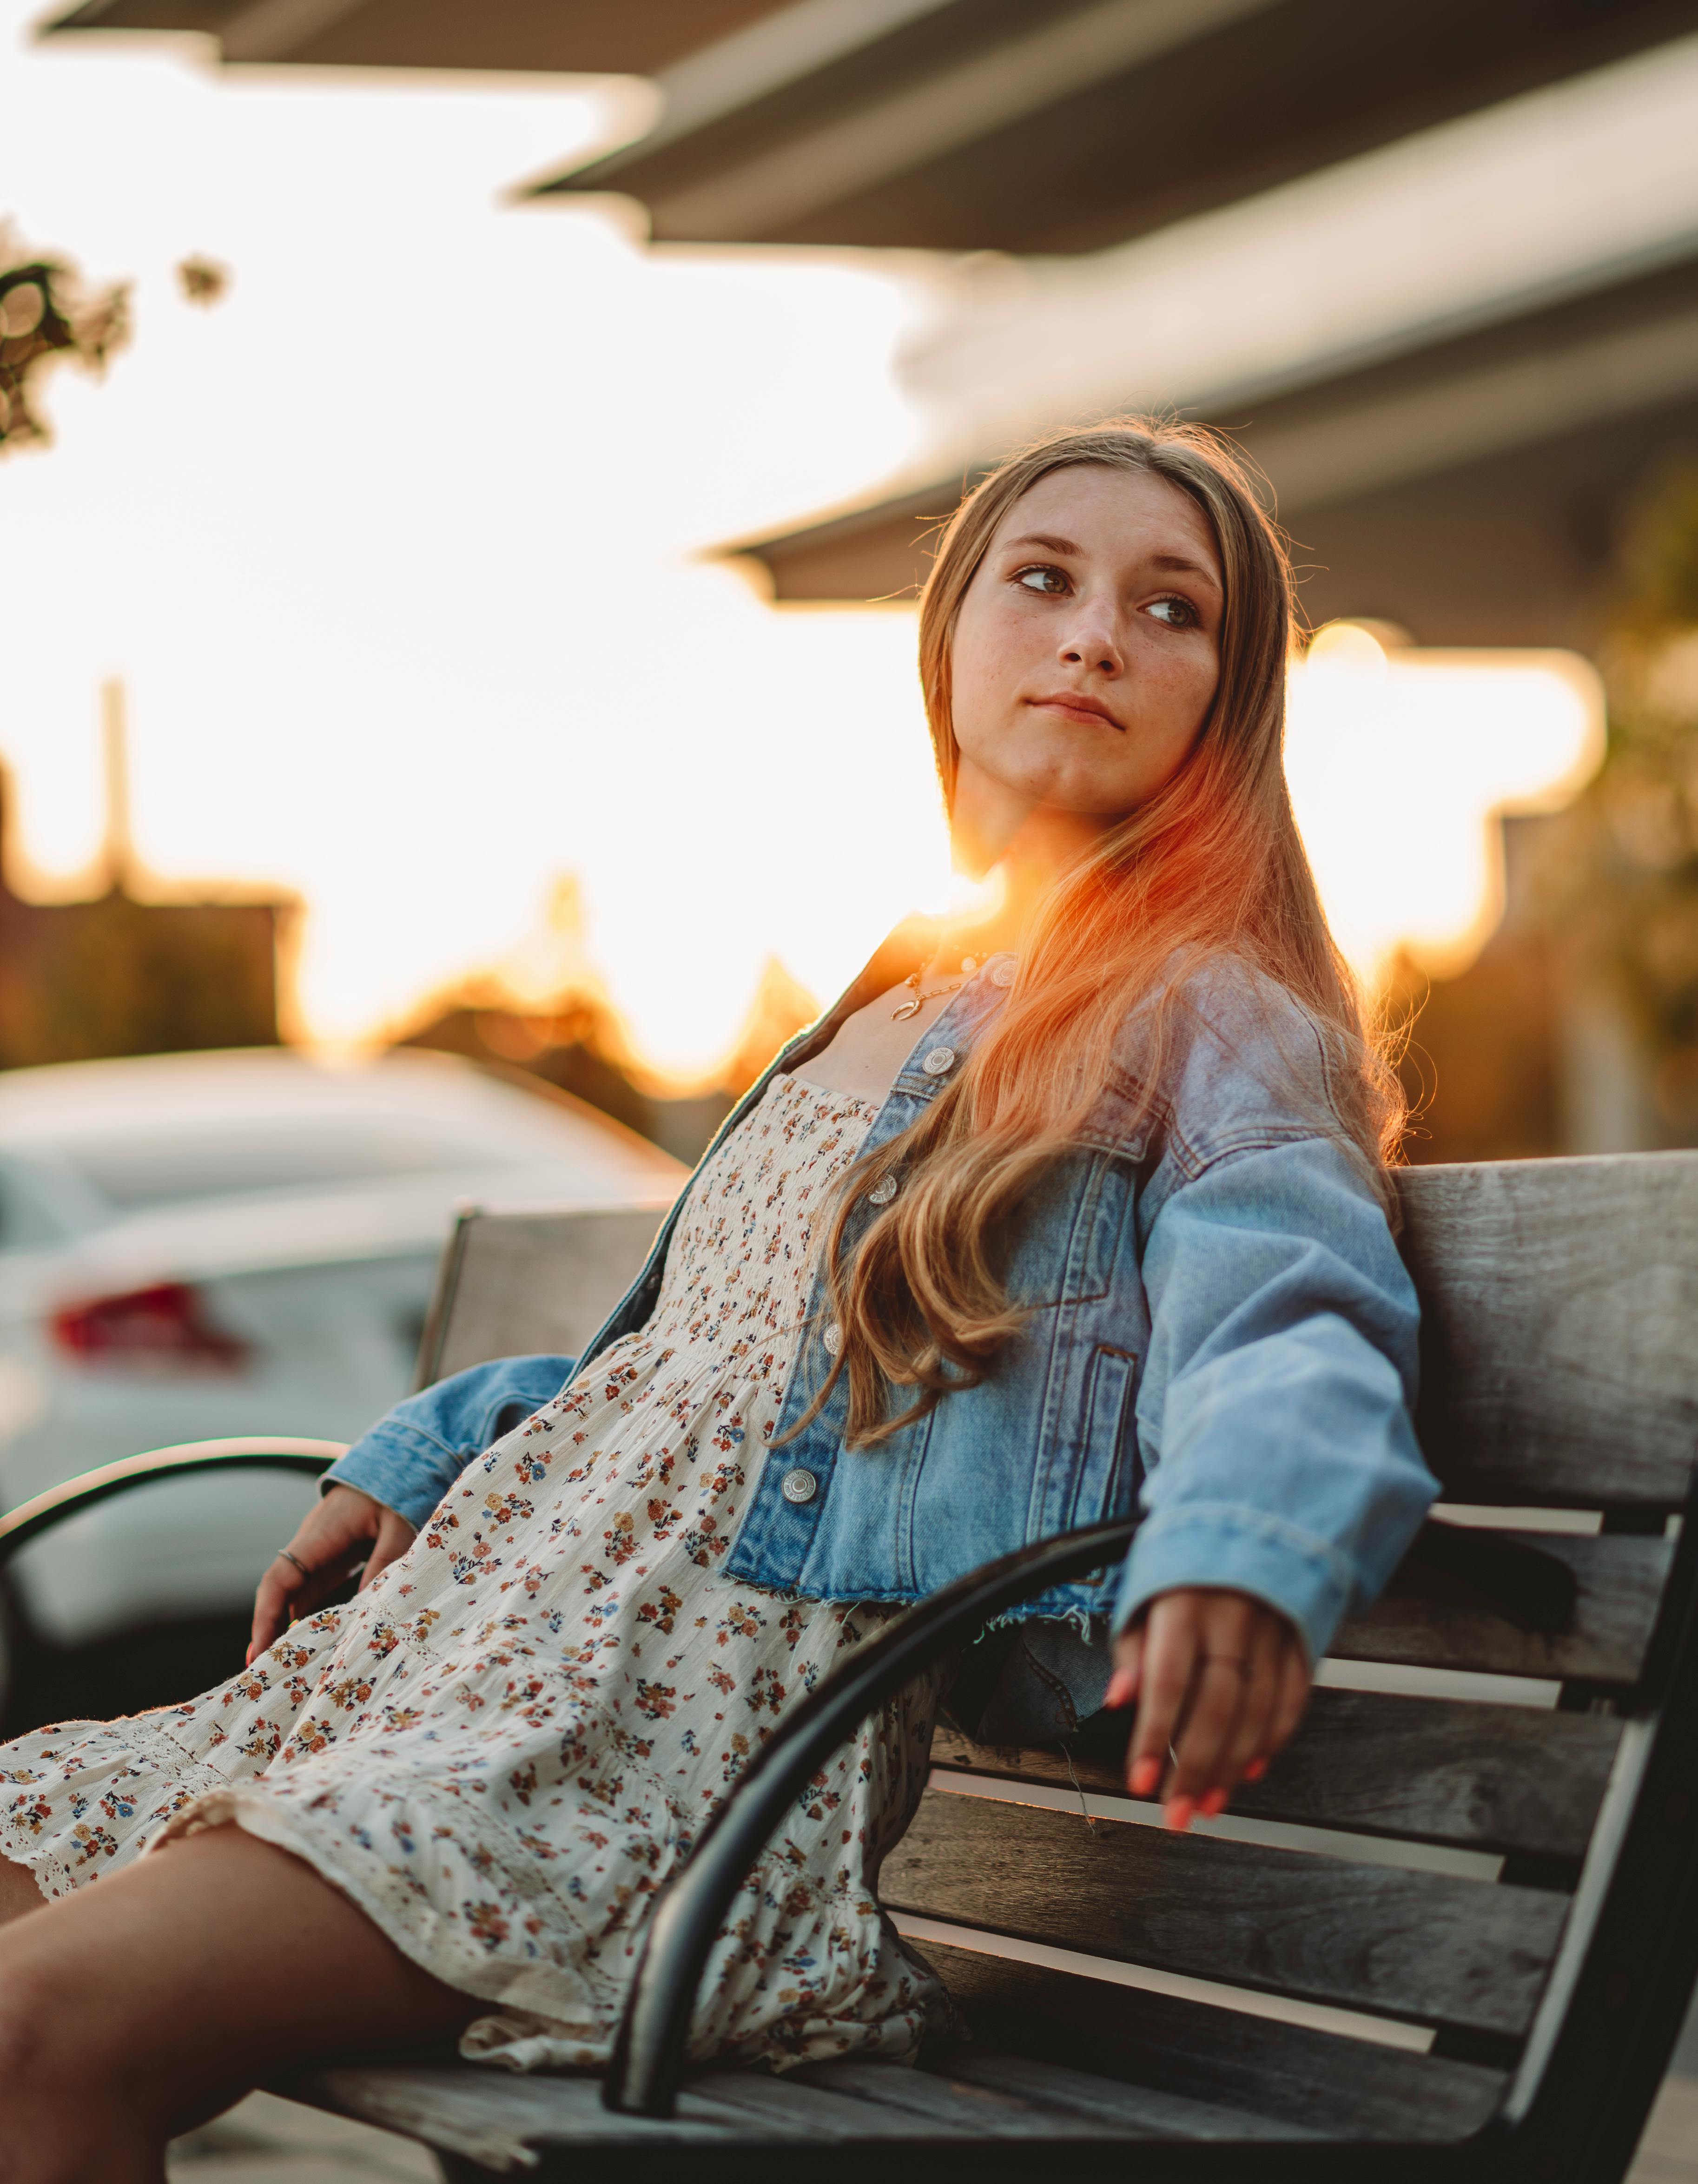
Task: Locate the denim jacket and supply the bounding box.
[328,925,1435,1692]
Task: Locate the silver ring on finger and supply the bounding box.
[275,1546,311,1579]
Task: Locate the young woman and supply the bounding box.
[0,418,1434,2180]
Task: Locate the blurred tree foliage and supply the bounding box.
[0,225,129,453]
[402,953,818,1165]
[1557,459,1698,1135]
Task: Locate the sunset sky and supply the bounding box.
[0,5,1602,1082]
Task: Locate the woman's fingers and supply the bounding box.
[1240,1633,1314,1784]
[1105,1625,1143,1715]
[1165,1594,1257,1817]
[247,1487,386,1663]
[1215,1619,1283,1802]
[1164,1653,1247,1821]
[358,1509,419,1592]
[249,1552,348,1664]
[248,1564,297,1664]
[1267,1634,1313,1760]
[1116,1590,1317,1826]
[1125,1598,1198,1800]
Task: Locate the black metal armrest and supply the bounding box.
[602,1514,1138,2119]
[0,1438,348,1567]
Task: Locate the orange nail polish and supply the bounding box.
[1242,1756,1268,1782]
[1199,1788,1229,1819]
[1104,1668,1136,1710]
[1166,1796,1195,1832]
[1129,1755,1161,1798]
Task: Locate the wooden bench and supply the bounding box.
[4,1155,1698,2183]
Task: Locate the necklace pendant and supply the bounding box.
[891,994,923,1022]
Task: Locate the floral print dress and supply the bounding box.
[0,1072,951,2074]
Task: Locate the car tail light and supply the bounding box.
[50,1282,248,1371]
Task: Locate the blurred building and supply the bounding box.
[0,856,283,1068]
[0,693,288,1069]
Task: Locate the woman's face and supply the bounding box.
[948,464,1223,858]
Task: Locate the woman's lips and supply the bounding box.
[1030,693,1125,731]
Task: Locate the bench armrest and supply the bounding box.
[602,1514,1139,2119]
[0,1438,348,1566]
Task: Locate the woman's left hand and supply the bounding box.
[1105,1587,1311,1831]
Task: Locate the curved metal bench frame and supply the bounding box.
[0,1438,346,1567]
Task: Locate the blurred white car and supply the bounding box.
[0,1047,683,1656]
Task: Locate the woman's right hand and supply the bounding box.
[248,1486,416,1664]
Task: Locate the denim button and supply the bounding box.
[867,1174,899,1206]
[990,957,1017,989]
[922,1046,957,1077]
[822,1320,842,1355]
[781,1468,819,1505]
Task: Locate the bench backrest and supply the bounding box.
[422,1154,1698,2158]
[415,1202,667,1387]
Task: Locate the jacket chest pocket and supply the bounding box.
[1083,1341,1141,1517]
[1006,1151,1135,1310]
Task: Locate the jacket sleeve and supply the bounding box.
[1112,1135,1435,1667]
[323,1354,578,1530]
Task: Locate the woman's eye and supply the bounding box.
[1146,595,1198,627]
[1014,564,1070,595]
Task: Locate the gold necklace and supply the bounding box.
[892,955,977,1022]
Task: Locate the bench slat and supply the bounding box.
[916,1940,1507,2141]
[677,2069,1038,2141]
[784,2057,1136,2138]
[879,1789,1567,2037]
[799,2051,1322,2139]
[287,2062,753,2160]
[1395,1155,1698,1509]
[932,1688,1618,1861]
[1334,1529,1668,1683]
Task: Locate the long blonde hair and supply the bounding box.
[811,417,1404,1447]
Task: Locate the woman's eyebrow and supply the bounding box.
[1004,531,1082,555]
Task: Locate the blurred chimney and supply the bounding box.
[100,676,133,896]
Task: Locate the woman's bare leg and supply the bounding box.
[0,1854,45,1924]
[0,1826,477,2184]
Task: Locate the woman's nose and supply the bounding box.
[1058,607,1123,675]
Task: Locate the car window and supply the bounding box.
[49,1116,541,1213]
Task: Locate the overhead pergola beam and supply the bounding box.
[213,0,362,64]
[42,0,793,78]
[533,0,1698,251]
[632,0,959,169]
[572,0,1282,242]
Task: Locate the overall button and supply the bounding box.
[867,1173,899,1206]
[822,1320,843,1355]
[990,956,1017,989]
[921,1046,957,1077]
[781,1468,819,1505]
